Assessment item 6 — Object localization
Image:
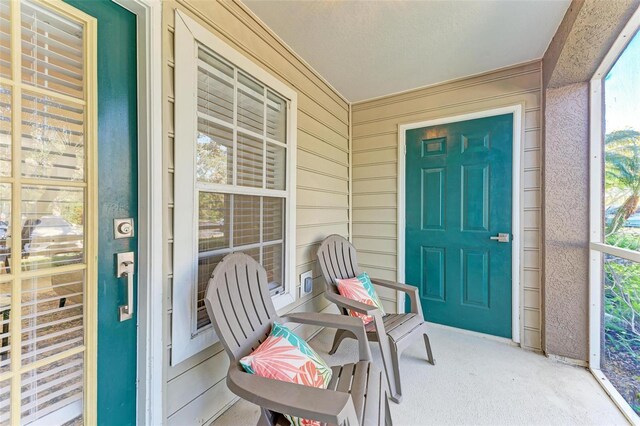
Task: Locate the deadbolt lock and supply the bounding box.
[114,218,135,239]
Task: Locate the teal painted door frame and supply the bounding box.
[399,106,521,341]
[63,1,139,424]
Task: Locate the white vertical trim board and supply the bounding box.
[588,5,640,424]
[589,77,604,371]
[110,0,164,424]
[348,103,353,242]
[396,104,524,344]
[172,11,206,365]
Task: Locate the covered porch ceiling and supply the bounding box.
[244,0,572,102]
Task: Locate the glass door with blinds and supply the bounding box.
[0,1,139,425]
[0,0,95,424]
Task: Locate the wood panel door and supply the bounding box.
[405,114,513,338]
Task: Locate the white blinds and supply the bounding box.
[20,1,83,99]
[21,93,85,181]
[195,47,287,190]
[194,46,288,331]
[0,85,10,177]
[195,194,285,329]
[0,1,10,79]
[0,0,87,423]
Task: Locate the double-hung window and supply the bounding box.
[172,11,297,365]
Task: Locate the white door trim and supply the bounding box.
[397,104,523,344]
[110,0,163,424]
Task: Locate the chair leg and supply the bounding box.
[328,328,351,355]
[385,394,393,426]
[257,408,276,426]
[371,317,401,403]
[423,333,435,365]
[389,341,402,400]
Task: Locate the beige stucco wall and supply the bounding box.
[161,1,350,423]
[543,0,640,89]
[351,62,544,351]
[543,82,590,361]
[541,0,639,362]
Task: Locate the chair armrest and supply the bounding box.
[282,312,372,361]
[369,278,417,294]
[325,291,380,315]
[228,367,358,425]
[369,278,422,315]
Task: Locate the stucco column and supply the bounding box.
[543,82,590,360]
[541,0,639,362]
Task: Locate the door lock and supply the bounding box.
[116,252,135,321]
[114,218,134,239]
[490,233,510,243]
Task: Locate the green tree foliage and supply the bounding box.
[605,130,640,236]
[603,130,640,415]
[605,260,640,349]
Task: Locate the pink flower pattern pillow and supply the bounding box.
[239,322,332,426]
[336,272,385,324]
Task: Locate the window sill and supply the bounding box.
[273,291,296,313]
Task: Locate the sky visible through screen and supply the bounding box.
[605,29,640,134]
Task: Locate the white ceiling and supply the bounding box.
[244,0,571,102]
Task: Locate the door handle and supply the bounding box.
[490,233,510,243]
[116,252,135,321]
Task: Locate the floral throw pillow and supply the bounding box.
[336,272,385,325]
[239,322,332,426]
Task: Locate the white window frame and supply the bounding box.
[172,10,297,365]
[589,6,640,424]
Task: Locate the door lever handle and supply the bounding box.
[116,252,135,321]
[490,233,510,243]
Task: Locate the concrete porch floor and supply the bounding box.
[211,324,628,426]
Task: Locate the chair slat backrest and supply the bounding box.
[316,235,361,297]
[205,253,277,361]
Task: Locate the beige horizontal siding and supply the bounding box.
[162,0,350,423]
[351,61,543,351]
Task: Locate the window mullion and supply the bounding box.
[260,86,267,267]
[199,239,284,260]
[194,182,287,198]
[229,194,234,251]
[266,137,286,149]
[259,197,263,265]
[262,86,267,190]
[232,68,237,187]
[10,1,23,424]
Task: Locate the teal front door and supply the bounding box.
[405,114,513,338]
[0,0,137,423]
[64,1,139,424]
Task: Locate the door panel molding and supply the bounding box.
[397,104,523,344]
[420,168,445,230]
[460,248,490,309]
[421,246,445,302]
[460,164,490,232]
